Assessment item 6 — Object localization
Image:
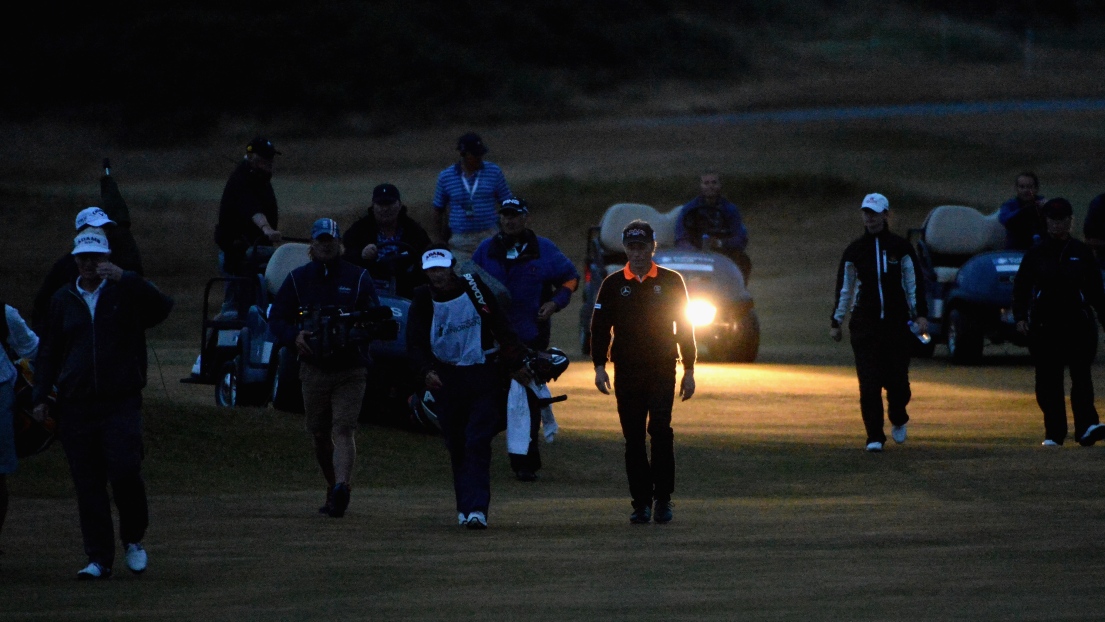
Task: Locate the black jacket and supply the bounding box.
[215,160,279,271]
[831,228,926,337]
[33,272,173,404]
[1013,235,1105,332]
[590,263,696,372]
[31,227,144,335]
[268,259,380,371]
[341,208,431,297]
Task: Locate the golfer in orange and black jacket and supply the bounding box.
[591,219,696,525]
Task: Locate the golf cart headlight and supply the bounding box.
[686,299,717,327]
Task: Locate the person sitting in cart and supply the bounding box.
[998,171,1047,250]
[342,183,431,299]
[674,172,751,281]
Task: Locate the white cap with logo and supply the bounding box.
[421,248,454,270]
[72,228,111,255]
[860,193,889,213]
[75,207,115,230]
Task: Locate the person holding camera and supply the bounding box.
[406,245,529,530]
[269,219,381,518]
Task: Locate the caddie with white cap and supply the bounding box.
[829,193,928,453]
[406,243,530,530]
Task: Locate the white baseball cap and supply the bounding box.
[75,207,114,230]
[421,248,454,270]
[72,228,111,255]
[860,193,889,213]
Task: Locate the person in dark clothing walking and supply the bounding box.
[406,245,529,530]
[591,220,696,525]
[32,229,172,580]
[342,183,431,299]
[269,219,381,517]
[1012,198,1105,447]
[830,193,928,453]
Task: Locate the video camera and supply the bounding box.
[296,304,399,362]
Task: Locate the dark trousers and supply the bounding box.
[436,363,503,516]
[57,395,147,569]
[851,324,912,444]
[614,366,676,507]
[1030,322,1099,443]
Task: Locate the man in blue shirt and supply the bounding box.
[431,132,513,263]
[674,172,752,281]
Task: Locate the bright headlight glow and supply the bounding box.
[686,299,717,327]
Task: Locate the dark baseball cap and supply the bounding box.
[373,183,401,204]
[246,136,280,159]
[499,198,529,215]
[622,220,655,246]
[457,132,488,156]
[1042,197,1073,219]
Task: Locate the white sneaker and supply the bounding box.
[865,441,883,452]
[465,511,488,530]
[457,512,467,526]
[1041,439,1060,447]
[77,562,111,580]
[891,424,907,444]
[124,543,147,574]
[1079,424,1105,446]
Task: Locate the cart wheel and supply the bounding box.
[216,361,238,407]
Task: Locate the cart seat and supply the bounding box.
[599,203,677,250]
[922,205,1005,282]
[264,243,311,296]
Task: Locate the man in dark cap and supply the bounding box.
[430,132,514,263]
[343,183,431,299]
[214,136,282,316]
[1013,197,1105,447]
[590,219,696,525]
[269,218,381,518]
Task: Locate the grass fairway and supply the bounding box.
[4,362,1105,621]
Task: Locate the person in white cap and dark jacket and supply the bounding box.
[830,193,927,453]
[1012,198,1105,447]
[406,244,529,530]
[268,218,380,518]
[32,228,172,580]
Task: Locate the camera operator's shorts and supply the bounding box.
[299,362,367,434]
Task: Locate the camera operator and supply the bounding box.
[269,219,381,518]
[406,245,529,530]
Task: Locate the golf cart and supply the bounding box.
[909,205,1026,363]
[181,242,290,407]
[579,203,759,362]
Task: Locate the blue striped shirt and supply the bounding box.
[432,161,513,233]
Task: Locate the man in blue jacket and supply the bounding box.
[269,218,380,518]
[674,172,752,281]
[32,229,173,580]
[473,198,578,480]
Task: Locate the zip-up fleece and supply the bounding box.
[33,272,173,404]
[832,228,926,335]
[1013,235,1105,331]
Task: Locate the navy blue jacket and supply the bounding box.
[34,272,173,404]
[269,259,380,370]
